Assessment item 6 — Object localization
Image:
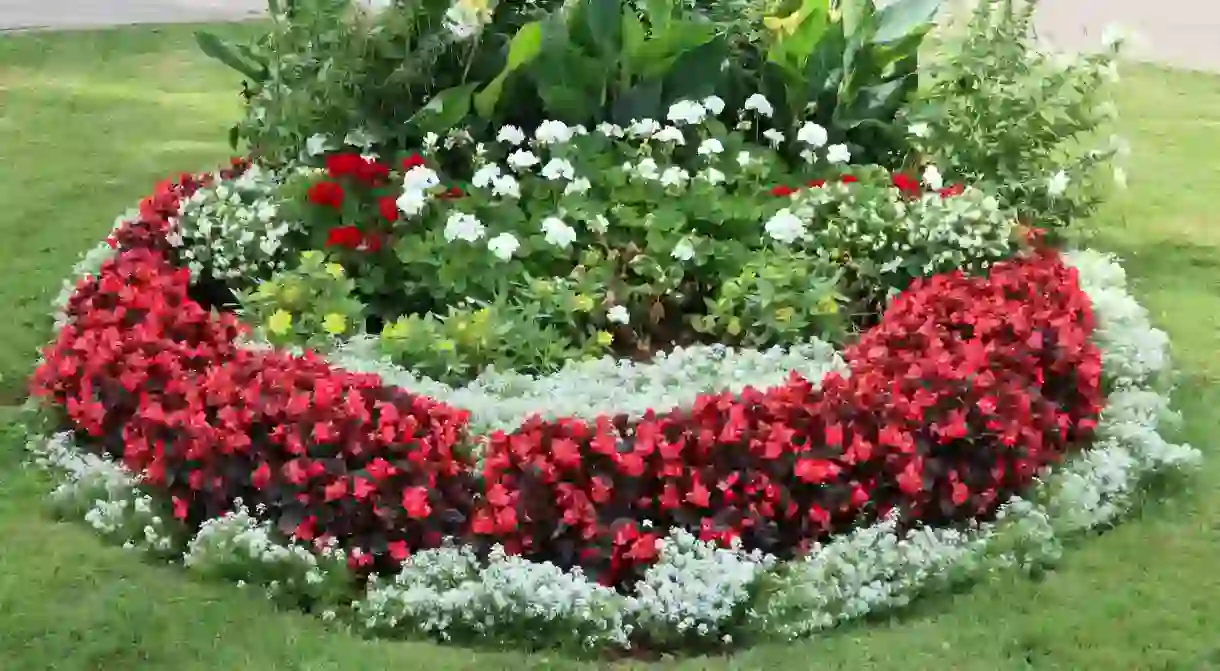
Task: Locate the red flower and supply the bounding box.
[401,153,425,170]
[839,175,858,183]
[378,196,399,223]
[794,458,842,484]
[438,186,464,199]
[939,183,965,199]
[807,179,826,188]
[307,181,345,208]
[770,185,797,197]
[325,153,365,179]
[362,231,385,253]
[402,486,432,519]
[325,225,363,249]
[891,172,921,196]
[252,462,271,489]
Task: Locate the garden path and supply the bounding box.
[0,0,1217,72]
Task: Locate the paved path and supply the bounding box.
[1,0,1218,72]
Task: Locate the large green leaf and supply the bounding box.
[195,31,263,80]
[838,0,872,39]
[663,37,729,103]
[635,21,716,79]
[834,75,911,128]
[871,0,941,43]
[583,0,623,57]
[621,7,647,79]
[409,83,480,133]
[610,80,663,125]
[474,20,545,117]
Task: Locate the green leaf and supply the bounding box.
[194,31,263,81]
[621,7,646,77]
[838,0,872,38]
[474,20,544,117]
[662,37,729,102]
[409,83,480,133]
[584,0,623,57]
[227,125,240,150]
[636,22,716,79]
[871,0,941,44]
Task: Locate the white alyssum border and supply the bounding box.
[26,249,1202,651]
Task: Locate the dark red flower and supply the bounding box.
[378,196,399,223]
[839,175,858,183]
[325,225,363,249]
[438,186,464,199]
[807,179,826,188]
[939,183,965,198]
[307,181,345,208]
[362,231,385,253]
[401,153,425,170]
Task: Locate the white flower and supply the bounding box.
[736,151,753,167]
[825,143,851,164]
[660,167,689,188]
[395,189,429,218]
[922,165,944,191]
[764,208,807,244]
[699,168,727,185]
[702,95,725,116]
[634,158,660,181]
[496,125,526,145]
[596,122,625,138]
[344,128,375,147]
[402,166,440,192]
[671,238,696,261]
[796,122,828,148]
[589,214,610,233]
[541,216,577,248]
[564,177,592,196]
[653,126,686,145]
[422,132,440,151]
[491,175,521,199]
[908,122,930,139]
[667,100,707,125]
[1113,166,1128,190]
[628,118,662,138]
[762,129,785,147]
[472,163,502,189]
[305,134,332,156]
[1047,170,1070,197]
[540,158,576,181]
[698,138,723,156]
[487,232,520,260]
[443,211,486,242]
[507,150,540,172]
[443,0,487,40]
[1101,23,1127,49]
[607,305,630,325]
[535,120,574,145]
[743,94,774,117]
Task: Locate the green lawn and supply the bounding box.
[2,24,1220,671]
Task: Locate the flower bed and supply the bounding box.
[24,170,1200,652]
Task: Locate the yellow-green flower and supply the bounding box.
[817,295,839,314]
[301,251,320,264]
[595,330,614,347]
[774,306,796,323]
[763,9,803,36]
[325,263,346,280]
[256,280,279,300]
[268,310,294,336]
[322,312,347,335]
[434,339,457,353]
[280,281,303,307]
[572,294,595,312]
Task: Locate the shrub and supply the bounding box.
[238,249,368,350]
[902,0,1127,230]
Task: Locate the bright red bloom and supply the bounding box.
[378,196,399,223]
[770,185,797,197]
[362,231,385,253]
[839,175,858,183]
[401,153,425,170]
[939,183,965,198]
[807,179,826,188]
[307,181,345,208]
[891,172,921,196]
[325,225,363,249]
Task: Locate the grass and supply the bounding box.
[2,23,1220,671]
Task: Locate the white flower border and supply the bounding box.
[26,247,1202,651]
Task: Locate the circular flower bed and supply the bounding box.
[20,0,1198,657]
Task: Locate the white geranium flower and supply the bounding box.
[698,139,723,156]
[564,177,592,196]
[607,305,630,324]
[443,211,486,243]
[421,132,440,151]
[628,118,662,138]
[653,126,686,145]
[660,167,689,188]
[922,165,944,191]
[1113,166,1128,189]
[541,216,577,248]
[762,129,785,147]
[589,214,610,233]
[671,238,696,261]
[395,189,429,217]
[507,150,540,171]
[472,163,501,189]
[796,122,828,148]
[699,167,727,185]
[908,122,930,139]
[764,208,807,244]
[702,95,725,116]
[572,124,589,136]
[736,151,753,167]
[492,174,521,199]
[596,122,625,138]
[743,94,773,117]
[487,232,520,260]
[305,134,332,156]
[496,125,526,145]
[541,158,576,181]
[826,143,851,164]
[443,0,488,40]
[667,100,707,125]
[634,158,660,181]
[535,120,574,145]
[1048,170,1070,197]
[402,166,440,192]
